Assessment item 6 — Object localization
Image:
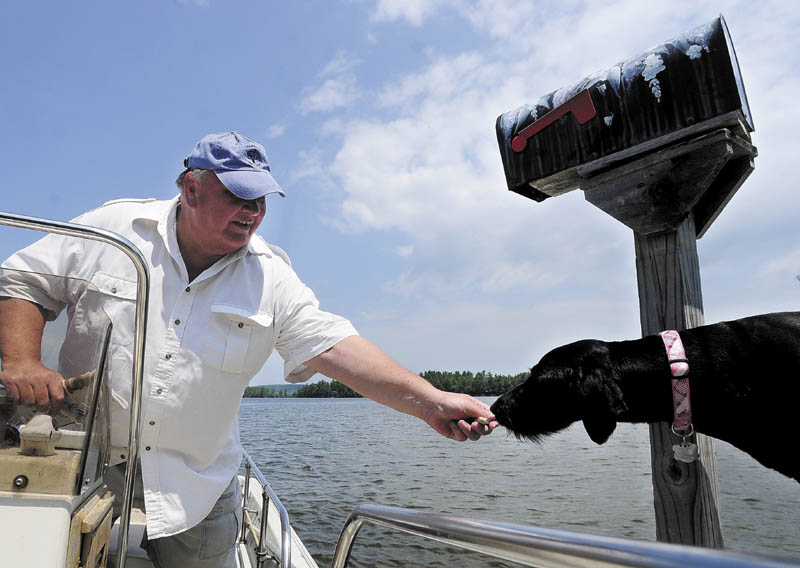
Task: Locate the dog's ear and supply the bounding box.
[580,368,627,445]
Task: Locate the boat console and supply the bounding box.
[0,269,116,568]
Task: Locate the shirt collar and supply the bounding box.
[156,195,181,242]
[247,234,273,257]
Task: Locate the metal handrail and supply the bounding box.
[331,504,799,568]
[0,211,150,568]
[240,449,293,568]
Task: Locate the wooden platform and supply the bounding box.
[0,446,81,494]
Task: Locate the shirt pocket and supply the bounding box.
[87,272,138,415]
[89,272,138,347]
[204,304,274,374]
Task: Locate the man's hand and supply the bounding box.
[0,297,64,414]
[0,359,65,414]
[424,391,498,442]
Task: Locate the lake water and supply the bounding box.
[238,397,799,567]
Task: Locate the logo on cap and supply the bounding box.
[245,148,262,166]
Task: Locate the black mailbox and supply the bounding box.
[496,15,754,218]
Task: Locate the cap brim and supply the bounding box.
[216,169,286,199]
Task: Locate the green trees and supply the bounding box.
[419,370,527,396]
[293,380,360,398]
[243,371,527,398]
[242,385,291,398]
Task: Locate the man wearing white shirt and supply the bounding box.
[0,131,496,567]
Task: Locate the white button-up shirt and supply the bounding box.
[0,196,358,538]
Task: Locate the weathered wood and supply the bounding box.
[0,447,81,494]
[693,153,755,238]
[581,128,756,235]
[81,491,114,533]
[576,111,751,179]
[19,414,60,456]
[80,505,113,568]
[634,217,723,547]
[66,495,97,568]
[64,490,116,568]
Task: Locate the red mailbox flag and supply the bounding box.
[511,89,596,153]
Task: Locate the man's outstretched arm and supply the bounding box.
[304,335,497,441]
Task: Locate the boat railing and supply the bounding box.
[0,211,150,568]
[240,448,293,568]
[330,504,799,568]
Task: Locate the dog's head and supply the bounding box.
[491,339,629,445]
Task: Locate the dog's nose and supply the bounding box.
[490,397,507,422]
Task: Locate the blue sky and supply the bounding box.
[1,0,798,385]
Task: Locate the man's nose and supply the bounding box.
[242,199,264,213]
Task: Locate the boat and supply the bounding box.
[1,210,798,568]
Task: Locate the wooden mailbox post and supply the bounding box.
[495,16,756,547]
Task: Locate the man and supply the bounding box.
[0,131,496,567]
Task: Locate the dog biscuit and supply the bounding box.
[476,416,490,425]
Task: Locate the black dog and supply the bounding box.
[491,312,800,482]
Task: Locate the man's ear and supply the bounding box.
[580,368,627,445]
[182,172,200,208]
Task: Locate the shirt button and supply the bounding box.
[238,322,244,328]
[111,287,117,294]
[185,286,190,292]
[120,454,126,460]
[145,446,151,451]
[156,388,163,394]
[174,319,181,325]
[165,354,171,360]
[149,421,155,426]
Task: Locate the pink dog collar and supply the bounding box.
[659,330,692,431]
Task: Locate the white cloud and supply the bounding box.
[299,76,361,115]
[321,51,362,77]
[457,0,541,39]
[288,148,340,193]
[479,261,566,294]
[267,124,286,139]
[370,0,455,26]
[299,51,363,115]
[394,245,414,258]
[377,52,485,109]
[759,249,800,279]
[322,9,650,301]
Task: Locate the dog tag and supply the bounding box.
[672,441,699,463]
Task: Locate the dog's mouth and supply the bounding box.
[490,395,571,444]
[490,397,524,435]
[489,398,509,425]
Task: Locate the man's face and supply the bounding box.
[185,171,266,256]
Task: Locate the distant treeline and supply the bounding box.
[419,370,528,395]
[243,370,528,399]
